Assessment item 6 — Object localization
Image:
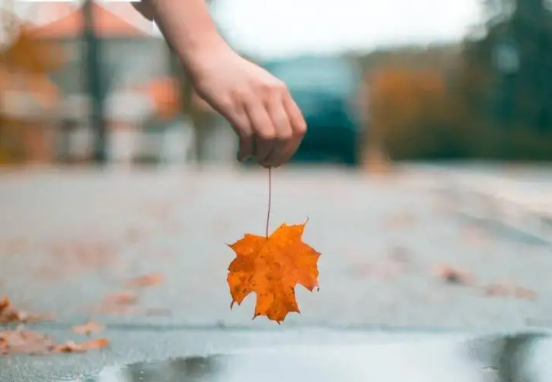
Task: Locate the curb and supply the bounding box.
[433,173,552,243]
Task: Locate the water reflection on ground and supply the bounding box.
[69,332,552,382]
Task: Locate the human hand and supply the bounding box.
[187,46,307,168]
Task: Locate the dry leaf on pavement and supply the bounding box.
[1,327,109,355]
[105,291,138,306]
[72,321,104,336]
[433,263,476,286]
[124,273,164,288]
[0,296,52,324]
[484,283,536,300]
[53,338,109,353]
[0,327,55,355]
[383,212,417,230]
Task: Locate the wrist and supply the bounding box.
[179,33,229,74]
[181,37,234,83]
[147,0,230,79]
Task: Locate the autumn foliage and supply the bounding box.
[367,67,468,160]
[0,13,64,164]
[227,221,321,323]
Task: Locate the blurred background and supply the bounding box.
[3,0,550,167]
[3,0,552,365]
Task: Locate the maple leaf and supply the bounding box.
[227,221,321,323]
[53,338,109,353]
[0,296,51,324]
[0,327,55,355]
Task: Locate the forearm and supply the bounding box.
[146,0,228,74]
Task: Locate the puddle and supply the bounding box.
[66,331,552,382]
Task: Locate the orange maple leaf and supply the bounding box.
[227,221,321,323]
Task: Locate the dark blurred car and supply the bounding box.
[260,55,366,166]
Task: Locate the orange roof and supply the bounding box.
[28,1,149,38]
[142,77,181,120]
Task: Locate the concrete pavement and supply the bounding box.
[1,164,552,380]
[429,163,552,243]
[0,165,550,328]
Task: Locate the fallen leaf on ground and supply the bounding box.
[124,273,163,288]
[484,283,536,300]
[227,221,321,323]
[383,212,417,230]
[433,263,475,286]
[72,321,104,336]
[104,291,138,306]
[53,338,109,353]
[0,296,51,324]
[484,284,510,297]
[0,327,109,355]
[87,291,139,316]
[515,286,537,300]
[0,327,54,355]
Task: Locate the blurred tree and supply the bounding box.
[0,10,64,164]
[454,0,552,159]
[368,68,466,160]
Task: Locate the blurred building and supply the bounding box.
[23,1,175,165]
[1,0,237,167]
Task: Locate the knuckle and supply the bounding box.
[239,129,253,139]
[276,81,288,92]
[219,97,235,111]
[294,120,307,135]
[258,129,276,141]
[230,87,246,101]
[258,82,273,94]
[258,80,286,95]
[277,130,293,141]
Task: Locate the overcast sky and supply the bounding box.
[8,0,483,59]
[211,0,483,58]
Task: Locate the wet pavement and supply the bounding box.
[1,164,552,381]
[4,327,552,382]
[82,330,552,382]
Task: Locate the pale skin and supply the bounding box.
[132,0,307,168]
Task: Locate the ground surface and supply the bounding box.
[1,163,552,381]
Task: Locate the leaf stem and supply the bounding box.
[266,167,272,238]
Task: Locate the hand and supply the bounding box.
[187,46,307,168]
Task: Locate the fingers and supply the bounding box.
[230,101,253,162]
[205,77,305,167]
[281,94,307,163]
[250,82,305,167]
[244,98,275,166]
[264,91,292,167]
[213,95,255,162]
